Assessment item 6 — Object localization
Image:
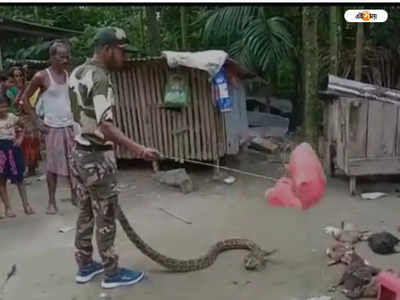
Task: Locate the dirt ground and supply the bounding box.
[1,151,400,300]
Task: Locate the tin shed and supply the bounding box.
[111,53,255,163]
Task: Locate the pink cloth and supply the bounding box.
[45,126,74,176]
[266,177,302,209]
[266,143,326,210]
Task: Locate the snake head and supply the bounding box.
[243,253,266,271]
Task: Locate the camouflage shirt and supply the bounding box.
[69,59,114,147]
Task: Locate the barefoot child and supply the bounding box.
[0,95,34,218]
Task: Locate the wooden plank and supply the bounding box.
[366,101,384,159]
[201,71,214,161]
[347,98,368,159]
[367,101,397,158]
[323,103,337,176]
[207,76,218,160]
[154,67,165,156]
[197,71,208,160]
[325,74,400,104]
[167,109,173,157]
[221,111,227,157]
[174,110,179,160]
[382,103,397,156]
[127,69,140,145]
[122,70,135,158]
[171,127,189,135]
[187,71,195,159]
[211,85,222,157]
[348,158,400,176]
[178,106,184,160]
[152,65,163,152]
[174,110,180,159]
[160,68,173,157]
[335,100,347,171]
[124,69,135,141]
[112,72,123,132]
[180,72,188,159]
[349,177,357,195]
[191,70,202,160]
[130,66,145,145]
[146,64,159,150]
[116,71,131,158]
[142,64,154,147]
[160,78,168,157]
[153,66,166,156]
[120,70,131,137]
[204,74,213,160]
[110,73,122,157]
[143,65,156,148]
[183,72,190,159]
[135,64,151,147]
[396,107,400,156]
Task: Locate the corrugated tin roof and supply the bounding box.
[6,54,259,80]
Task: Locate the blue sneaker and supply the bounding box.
[76,261,104,283]
[101,268,144,289]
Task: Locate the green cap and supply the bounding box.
[93,27,137,53]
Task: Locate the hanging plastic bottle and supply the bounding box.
[212,67,232,112]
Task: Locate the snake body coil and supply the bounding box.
[116,204,276,272]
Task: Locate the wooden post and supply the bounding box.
[213,158,221,179]
[152,161,160,173]
[349,176,357,196]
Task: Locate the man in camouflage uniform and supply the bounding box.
[69,27,159,289]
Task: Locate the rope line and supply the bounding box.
[160,154,278,183]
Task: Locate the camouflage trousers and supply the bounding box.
[69,145,119,276]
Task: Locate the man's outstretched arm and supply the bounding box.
[21,72,46,132]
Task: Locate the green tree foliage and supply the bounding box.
[200,6,295,76]
[0,6,147,64]
[4,4,400,140]
[0,5,213,65]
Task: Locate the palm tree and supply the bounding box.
[200,7,295,76]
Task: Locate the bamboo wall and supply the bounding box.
[111,58,226,161]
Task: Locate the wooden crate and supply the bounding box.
[322,96,400,194]
[320,75,400,194]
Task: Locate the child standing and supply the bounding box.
[0,95,34,218]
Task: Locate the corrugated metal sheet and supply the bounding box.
[223,82,248,154]
[111,59,227,161]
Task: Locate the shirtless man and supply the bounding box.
[21,40,77,214]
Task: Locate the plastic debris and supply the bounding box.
[224,176,236,184]
[59,226,74,233]
[324,226,341,238]
[361,192,387,200]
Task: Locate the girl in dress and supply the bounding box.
[8,66,41,177]
[0,94,34,218]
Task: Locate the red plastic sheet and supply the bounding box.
[266,143,326,210]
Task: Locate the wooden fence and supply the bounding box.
[111,58,226,162]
